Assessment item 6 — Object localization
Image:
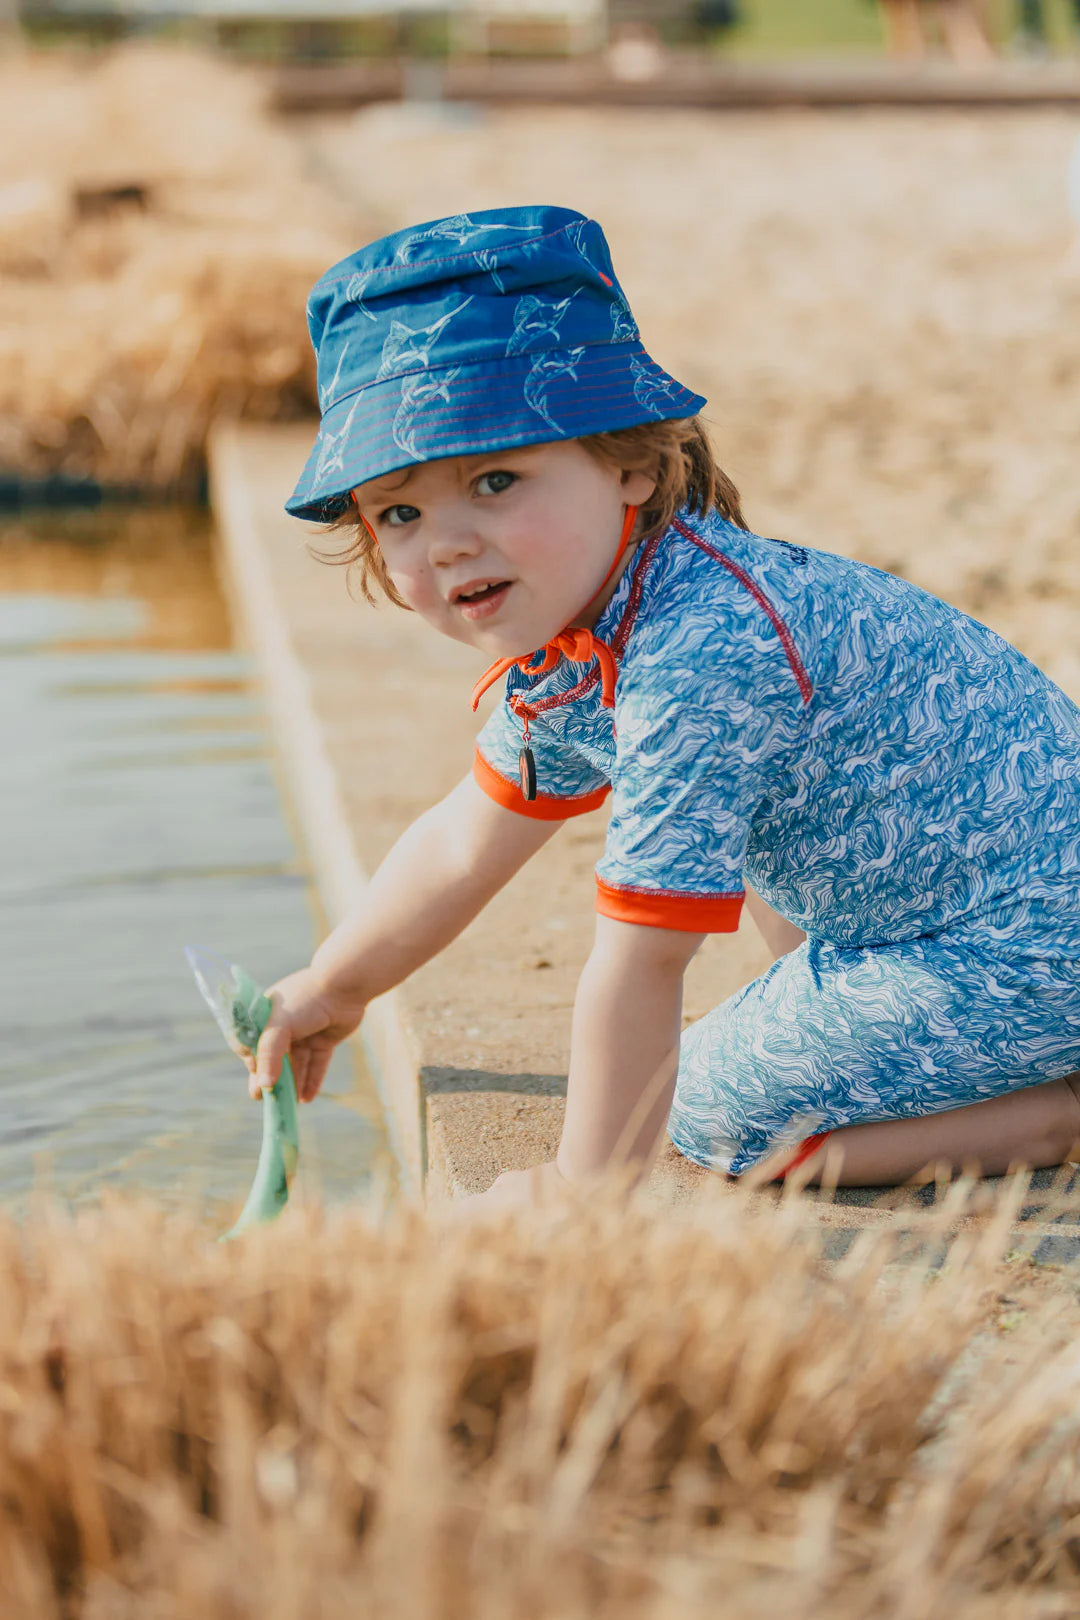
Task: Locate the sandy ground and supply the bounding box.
[306,103,1080,700]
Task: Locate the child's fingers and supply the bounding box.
[290,1045,314,1102]
[297,1047,333,1104]
[253,1022,289,1099]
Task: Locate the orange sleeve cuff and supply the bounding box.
[595,877,744,933]
[472,746,611,822]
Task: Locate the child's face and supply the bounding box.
[351,441,656,657]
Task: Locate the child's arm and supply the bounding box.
[557,916,703,1179]
[469,916,703,1212]
[251,773,561,1099]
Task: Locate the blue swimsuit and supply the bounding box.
[474,509,1080,1174]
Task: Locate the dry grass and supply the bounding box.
[1,1181,1078,1618]
[0,46,353,493]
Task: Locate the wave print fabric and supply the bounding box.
[475,508,1080,1169]
[670,923,1080,1175]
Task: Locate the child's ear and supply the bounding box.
[621,466,658,506]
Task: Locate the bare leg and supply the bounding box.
[880,0,927,58]
[781,1073,1080,1186]
[936,0,997,64]
[743,883,806,959]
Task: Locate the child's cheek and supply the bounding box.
[387,563,439,620]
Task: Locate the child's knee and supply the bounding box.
[1020,1074,1080,1169]
[1058,1072,1080,1161]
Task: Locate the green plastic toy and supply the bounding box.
[185,946,299,1239]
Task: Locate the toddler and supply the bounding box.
[252,205,1080,1208]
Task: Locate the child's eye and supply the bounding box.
[475,470,517,497]
[381,504,421,528]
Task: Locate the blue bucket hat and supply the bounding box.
[285,204,706,522]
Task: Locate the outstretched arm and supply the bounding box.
[312,774,560,1001]
[253,774,560,1098]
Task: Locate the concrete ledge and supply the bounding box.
[210,421,425,1192]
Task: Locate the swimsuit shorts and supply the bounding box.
[669,913,1080,1177]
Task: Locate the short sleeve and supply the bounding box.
[474,697,611,822]
[596,663,795,931]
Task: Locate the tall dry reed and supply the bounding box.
[0,1181,1077,1618]
[0,46,353,493]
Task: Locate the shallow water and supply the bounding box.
[0,507,387,1213]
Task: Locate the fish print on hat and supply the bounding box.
[344,270,378,321]
[506,292,578,357]
[376,299,474,382]
[393,212,535,263]
[523,348,587,431]
[393,368,463,458]
[318,343,349,411]
[287,205,708,520]
[312,394,363,488]
[630,355,689,417]
[611,302,639,343]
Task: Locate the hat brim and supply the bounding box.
[285,342,706,522]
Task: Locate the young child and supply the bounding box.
[252,204,1080,1208]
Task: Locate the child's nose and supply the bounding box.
[428,520,484,566]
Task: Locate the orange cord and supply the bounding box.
[471,504,639,714]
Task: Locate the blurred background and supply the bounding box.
[1,0,1078,1206]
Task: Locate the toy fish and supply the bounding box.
[185,946,299,1239]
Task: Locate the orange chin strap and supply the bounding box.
[470,503,639,716]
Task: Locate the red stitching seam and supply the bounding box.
[672,520,813,705]
[324,342,648,416]
[598,879,743,903]
[514,530,663,720]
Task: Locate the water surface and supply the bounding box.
[0,507,387,1212]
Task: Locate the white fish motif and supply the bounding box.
[319,342,349,411]
[392,368,461,459]
[473,248,507,292]
[344,271,378,321]
[506,293,578,358]
[629,355,684,417]
[610,302,638,343]
[523,347,585,431]
[394,214,482,263]
[564,217,596,263]
[313,393,362,486]
[376,298,473,382]
[394,215,534,264]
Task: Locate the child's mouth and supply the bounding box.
[455,581,512,621]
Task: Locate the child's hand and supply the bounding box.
[446,1162,569,1224]
[248,969,367,1103]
